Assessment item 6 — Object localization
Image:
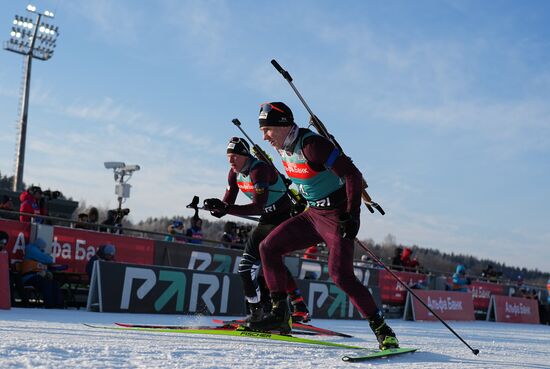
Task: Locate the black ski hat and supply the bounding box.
[227,137,251,156]
[258,102,294,127]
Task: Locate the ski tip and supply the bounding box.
[342,348,417,362]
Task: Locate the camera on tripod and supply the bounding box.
[108,208,130,224]
[103,161,140,232]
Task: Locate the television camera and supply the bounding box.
[103,161,140,227]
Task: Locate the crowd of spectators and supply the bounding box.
[481,264,503,282]
[390,247,421,272]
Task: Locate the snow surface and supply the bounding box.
[0,308,548,369]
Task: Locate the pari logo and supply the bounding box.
[308,283,349,318]
[120,266,230,313]
[188,251,241,274]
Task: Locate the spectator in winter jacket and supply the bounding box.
[220,222,237,248]
[86,207,100,231]
[401,247,420,271]
[21,238,63,308]
[86,244,116,281]
[19,186,45,223]
[164,220,186,242]
[303,244,319,260]
[186,217,203,244]
[481,264,502,282]
[0,195,14,212]
[451,264,471,292]
[391,247,404,271]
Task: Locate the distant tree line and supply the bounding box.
[352,235,549,287]
[0,172,18,190]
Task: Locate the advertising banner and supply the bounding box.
[294,258,379,290]
[296,280,380,320]
[1,219,31,264]
[89,261,246,315]
[446,278,506,311]
[1,219,155,276]
[379,270,428,305]
[154,241,243,273]
[0,252,10,309]
[87,261,372,319]
[403,290,475,321]
[50,227,155,275]
[486,295,539,324]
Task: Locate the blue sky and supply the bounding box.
[1,0,548,272]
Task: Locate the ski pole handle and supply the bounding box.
[271,59,293,82]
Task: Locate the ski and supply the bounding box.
[114,322,318,336]
[342,347,417,362]
[115,322,235,330]
[212,319,353,338]
[83,324,363,349]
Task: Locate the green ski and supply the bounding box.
[342,347,417,362]
[83,324,363,350]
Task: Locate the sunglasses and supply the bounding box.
[259,103,285,114]
[228,137,250,154]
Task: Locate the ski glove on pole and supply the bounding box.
[338,213,360,240]
[203,198,228,218]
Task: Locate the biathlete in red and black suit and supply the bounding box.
[203,137,310,324]
[249,102,399,350]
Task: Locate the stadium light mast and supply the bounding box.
[3,4,59,191]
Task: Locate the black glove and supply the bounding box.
[203,198,228,217]
[211,210,226,219]
[338,213,359,240]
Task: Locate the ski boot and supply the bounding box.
[290,297,311,323]
[368,310,399,350]
[247,292,292,334]
[244,301,265,323]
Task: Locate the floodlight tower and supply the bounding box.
[4,4,59,191]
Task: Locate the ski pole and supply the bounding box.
[355,238,480,356]
[187,195,260,223]
[270,59,384,215]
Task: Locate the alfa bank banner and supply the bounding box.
[0,219,31,263]
[403,290,475,321]
[447,277,507,311]
[2,219,155,276]
[379,270,428,305]
[51,227,155,275]
[486,295,539,324]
